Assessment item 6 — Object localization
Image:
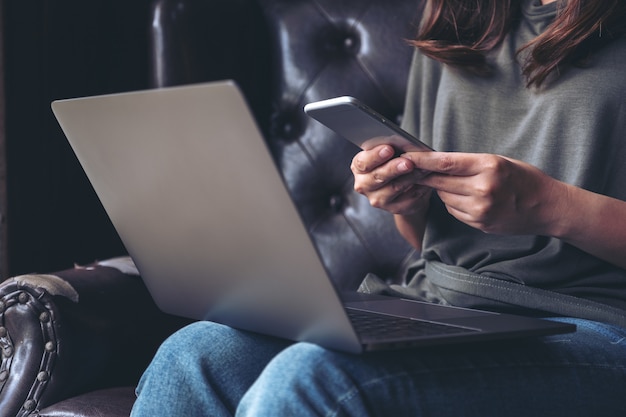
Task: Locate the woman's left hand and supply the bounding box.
[403,151,567,236]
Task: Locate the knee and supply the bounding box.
[149,321,238,370]
[157,321,215,355]
[267,342,341,379]
[240,343,353,411]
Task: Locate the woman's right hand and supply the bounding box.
[351,144,432,216]
[351,144,432,249]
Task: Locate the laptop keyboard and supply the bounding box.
[346,308,478,340]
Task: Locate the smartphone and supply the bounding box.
[304,96,433,153]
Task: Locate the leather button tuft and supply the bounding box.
[45,341,56,352]
[37,371,49,382]
[272,110,302,142]
[281,121,294,137]
[342,34,358,54]
[329,194,344,212]
[23,400,36,411]
[319,23,361,58]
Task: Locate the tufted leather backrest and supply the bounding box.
[149,0,424,290]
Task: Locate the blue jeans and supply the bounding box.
[130,318,626,416]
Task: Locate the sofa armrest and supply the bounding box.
[0,257,189,417]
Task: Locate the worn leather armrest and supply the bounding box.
[0,257,190,417]
[33,387,137,417]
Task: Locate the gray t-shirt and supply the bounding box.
[401,0,626,312]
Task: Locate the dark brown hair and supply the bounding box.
[410,0,626,87]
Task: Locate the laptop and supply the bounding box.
[51,81,575,353]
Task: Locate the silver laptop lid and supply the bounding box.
[51,81,362,353]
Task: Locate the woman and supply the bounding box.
[131,0,626,415]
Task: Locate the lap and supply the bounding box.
[134,318,626,417]
[242,317,626,416]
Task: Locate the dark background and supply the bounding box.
[2,1,156,276]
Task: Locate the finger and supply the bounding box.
[402,151,487,176]
[436,190,473,216]
[372,184,431,215]
[354,157,415,194]
[351,145,396,174]
[444,204,485,231]
[419,174,477,196]
[437,189,497,233]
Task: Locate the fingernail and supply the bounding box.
[379,147,393,158]
[398,160,410,172]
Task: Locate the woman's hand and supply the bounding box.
[403,151,567,236]
[351,144,432,249]
[351,145,432,216]
[404,150,626,270]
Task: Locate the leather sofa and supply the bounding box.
[0,0,424,415]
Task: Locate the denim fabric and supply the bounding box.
[131,318,626,416]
